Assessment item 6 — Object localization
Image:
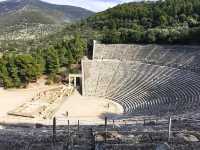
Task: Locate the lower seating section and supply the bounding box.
[93,44,200,74]
[82,60,200,116]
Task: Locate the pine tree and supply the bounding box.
[45,47,60,74]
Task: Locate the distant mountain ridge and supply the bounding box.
[0,0,94,26]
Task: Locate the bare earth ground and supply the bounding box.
[0,78,62,125]
[55,90,124,125]
[0,80,123,125]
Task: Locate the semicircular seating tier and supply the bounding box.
[82,60,200,116]
[93,44,200,74]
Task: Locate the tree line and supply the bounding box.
[0,35,86,88]
[86,0,200,44]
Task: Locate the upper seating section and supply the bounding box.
[82,60,200,116]
[93,43,200,74]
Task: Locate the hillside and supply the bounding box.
[86,0,200,44]
[0,0,93,26]
[2,0,200,52]
[0,0,93,42]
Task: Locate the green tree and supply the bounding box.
[45,47,60,74]
[0,58,13,88]
[159,15,168,27]
[69,34,86,62]
[128,30,143,43]
[57,47,68,66]
[33,49,46,75]
[6,55,21,87]
[145,30,156,43]
[15,54,40,86]
[65,48,74,66]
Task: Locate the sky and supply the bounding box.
[40,0,137,12]
[0,0,155,12]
